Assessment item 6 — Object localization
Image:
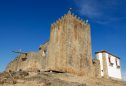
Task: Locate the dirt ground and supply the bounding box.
[0,71,126,86]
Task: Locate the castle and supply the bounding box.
[6,10,122,80]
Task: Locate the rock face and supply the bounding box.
[47,11,93,76]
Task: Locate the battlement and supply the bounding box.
[51,11,89,29]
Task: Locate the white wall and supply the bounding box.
[106,53,122,79]
[96,52,122,79]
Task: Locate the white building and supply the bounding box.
[96,50,122,80]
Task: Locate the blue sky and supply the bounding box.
[0,0,126,80]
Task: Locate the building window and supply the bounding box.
[115,58,120,69]
[19,69,22,71]
[108,56,114,66]
[44,49,48,57]
[9,70,12,73]
[22,58,27,61]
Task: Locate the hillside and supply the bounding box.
[0,71,126,86]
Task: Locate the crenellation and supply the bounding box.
[67,10,71,15]
[53,23,56,27]
[85,20,89,24]
[80,19,85,25]
[64,14,67,18]
[51,24,54,28]
[71,13,74,16]
[61,16,64,20]
[55,22,58,26]
[77,16,80,20]
[58,18,61,23]
[74,15,77,19]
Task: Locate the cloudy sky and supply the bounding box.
[0,0,126,80]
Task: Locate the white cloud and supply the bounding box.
[79,3,101,18]
[75,0,102,18]
[74,0,126,24]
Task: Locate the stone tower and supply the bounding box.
[47,11,93,75]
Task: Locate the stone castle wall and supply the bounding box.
[47,11,93,76]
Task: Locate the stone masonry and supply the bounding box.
[6,42,48,72]
[47,11,93,76]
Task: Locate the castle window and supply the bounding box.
[19,69,22,71]
[9,70,12,73]
[44,49,48,57]
[108,56,113,66]
[22,58,27,61]
[37,70,41,73]
[117,65,120,69]
[116,58,120,69]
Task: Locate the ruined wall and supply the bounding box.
[6,43,48,72]
[47,11,93,76]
